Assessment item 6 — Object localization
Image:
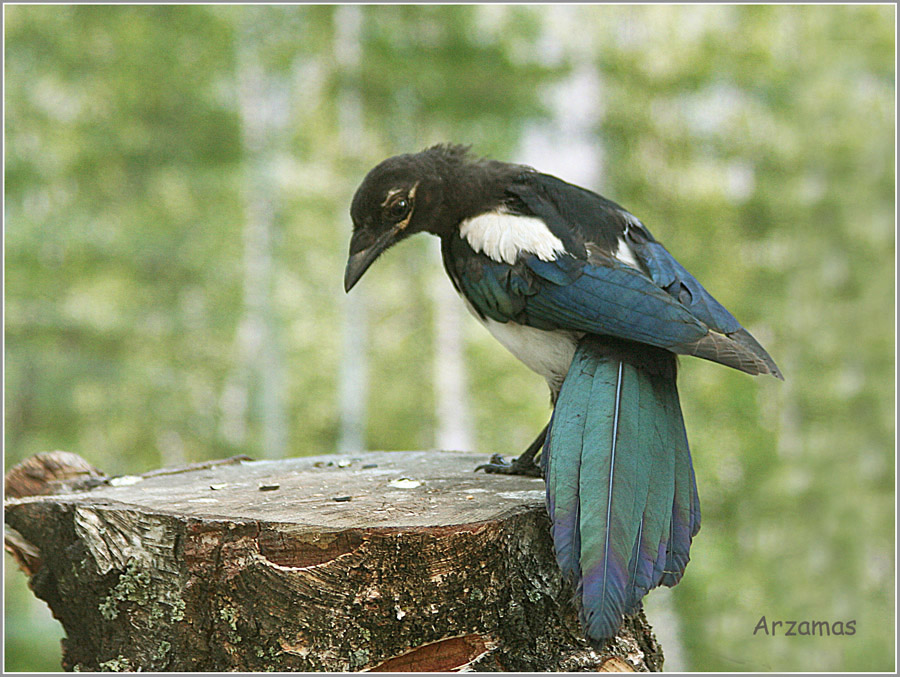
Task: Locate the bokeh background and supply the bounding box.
[4,4,894,672]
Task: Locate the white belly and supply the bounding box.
[482,317,579,391]
[458,294,578,393]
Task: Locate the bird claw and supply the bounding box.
[475,453,543,478]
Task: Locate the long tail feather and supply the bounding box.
[578,360,644,639]
[626,369,676,610]
[545,347,596,581]
[544,336,701,643]
[659,377,700,587]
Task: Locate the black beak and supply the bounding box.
[343,229,397,292]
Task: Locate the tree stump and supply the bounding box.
[5,450,664,672]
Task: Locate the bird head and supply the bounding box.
[344,145,486,292]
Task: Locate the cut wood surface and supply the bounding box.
[5,450,664,672]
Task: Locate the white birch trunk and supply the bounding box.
[431,239,474,451]
[221,9,289,458]
[335,5,369,455]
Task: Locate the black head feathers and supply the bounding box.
[344,144,527,290]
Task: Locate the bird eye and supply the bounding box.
[387,198,410,222]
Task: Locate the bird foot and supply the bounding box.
[475,453,543,478]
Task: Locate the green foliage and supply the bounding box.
[4,4,894,672]
[6,4,245,472]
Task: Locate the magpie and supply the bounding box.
[343,144,782,644]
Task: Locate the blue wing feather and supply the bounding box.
[502,172,782,377]
[445,231,780,377]
[452,240,741,359]
[631,239,742,335]
[524,255,711,350]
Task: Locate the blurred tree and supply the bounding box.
[5,5,244,472]
[334,4,369,455]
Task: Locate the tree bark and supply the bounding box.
[5,450,664,672]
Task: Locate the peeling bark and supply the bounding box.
[5,450,664,671]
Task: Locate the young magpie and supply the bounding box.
[344,144,782,644]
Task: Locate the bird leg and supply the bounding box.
[475,424,547,477]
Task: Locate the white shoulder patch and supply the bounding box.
[614,210,642,269]
[459,210,566,264]
[614,237,641,269]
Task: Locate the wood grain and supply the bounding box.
[5,450,664,671]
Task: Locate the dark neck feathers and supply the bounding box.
[420,145,529,235]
